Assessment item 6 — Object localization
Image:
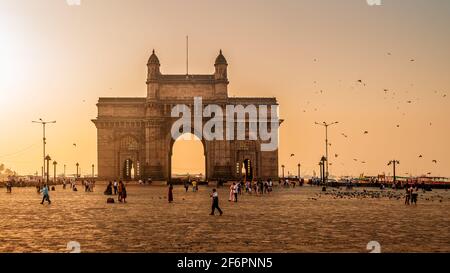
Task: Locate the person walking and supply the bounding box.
[184,180,189,192]
[233,183,238,202]
[40,184,51,205]
[210,188,223,216]
[168,183,174,203]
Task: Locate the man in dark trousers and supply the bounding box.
[210,188,223,216]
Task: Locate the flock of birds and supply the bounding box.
[308,188,447,203]
[297,53,447,172]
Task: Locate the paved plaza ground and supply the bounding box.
[0,184,449,252]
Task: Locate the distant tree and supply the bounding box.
[4,168,14,176]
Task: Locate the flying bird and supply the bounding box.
[406,100,412,104]
[419,155,423,158]
[364,131,369,134]
[432,160,437,163]
[73,143,77,147]
[341,133,348,138]
[290,154,295,157]
[335,154,339,158]
[396,125,400,128]
[410,59,415,62]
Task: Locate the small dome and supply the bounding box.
[215,50,227,65]
[147,49,160,65]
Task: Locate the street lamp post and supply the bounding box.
[91,164,94,178]
[76,162,79,179]
[64,164,66,178]
[297,163,301,179]
[32,119,56,180]
[388,160,400,183]
[281,165,285,178]
[45,155,51,184]
[315,121,339,181]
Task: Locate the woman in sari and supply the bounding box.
[229,183,235,202]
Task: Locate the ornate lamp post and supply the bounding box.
[320,156,327,184]
[91,164,94,178]
[53,161,57,184]
[281,165,285,178]
[297,163,301,179]
[76,162,79,178]
[45,155,51,183]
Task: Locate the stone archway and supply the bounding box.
[93,50,280,182]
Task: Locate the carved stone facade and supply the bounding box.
[92,50,280,181]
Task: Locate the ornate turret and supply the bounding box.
[147,49,160,82]
[147,49,160,100]
[214,50,228,82]
[214,50,228,97]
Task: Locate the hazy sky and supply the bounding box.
[0,0,449,178]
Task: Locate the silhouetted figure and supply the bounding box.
[168,183,174,203]
[104,181,113,195]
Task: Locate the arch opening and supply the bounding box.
[170,133,205,181]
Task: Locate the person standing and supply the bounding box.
[6,180,12,193]
[121,181,127,203]
[229,183,235,201]
[210,188,223,216]
[118,180,123,202]
[168,183,174,203]
[233,183,238,202]
[40,184,51,205]
[113,180,118,195]
[405,184,411,205]
[192,180,197,192]
[184,180,189,192]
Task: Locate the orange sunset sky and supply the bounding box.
[0,0,449,178]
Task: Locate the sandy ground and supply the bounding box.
[0,184,448,253]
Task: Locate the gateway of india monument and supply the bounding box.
[92,49,280,181]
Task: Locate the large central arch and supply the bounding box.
[169,132,206,181]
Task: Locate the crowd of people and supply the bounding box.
[164,177,304,216]
[3,175,432,209]
[104,180,127,203]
